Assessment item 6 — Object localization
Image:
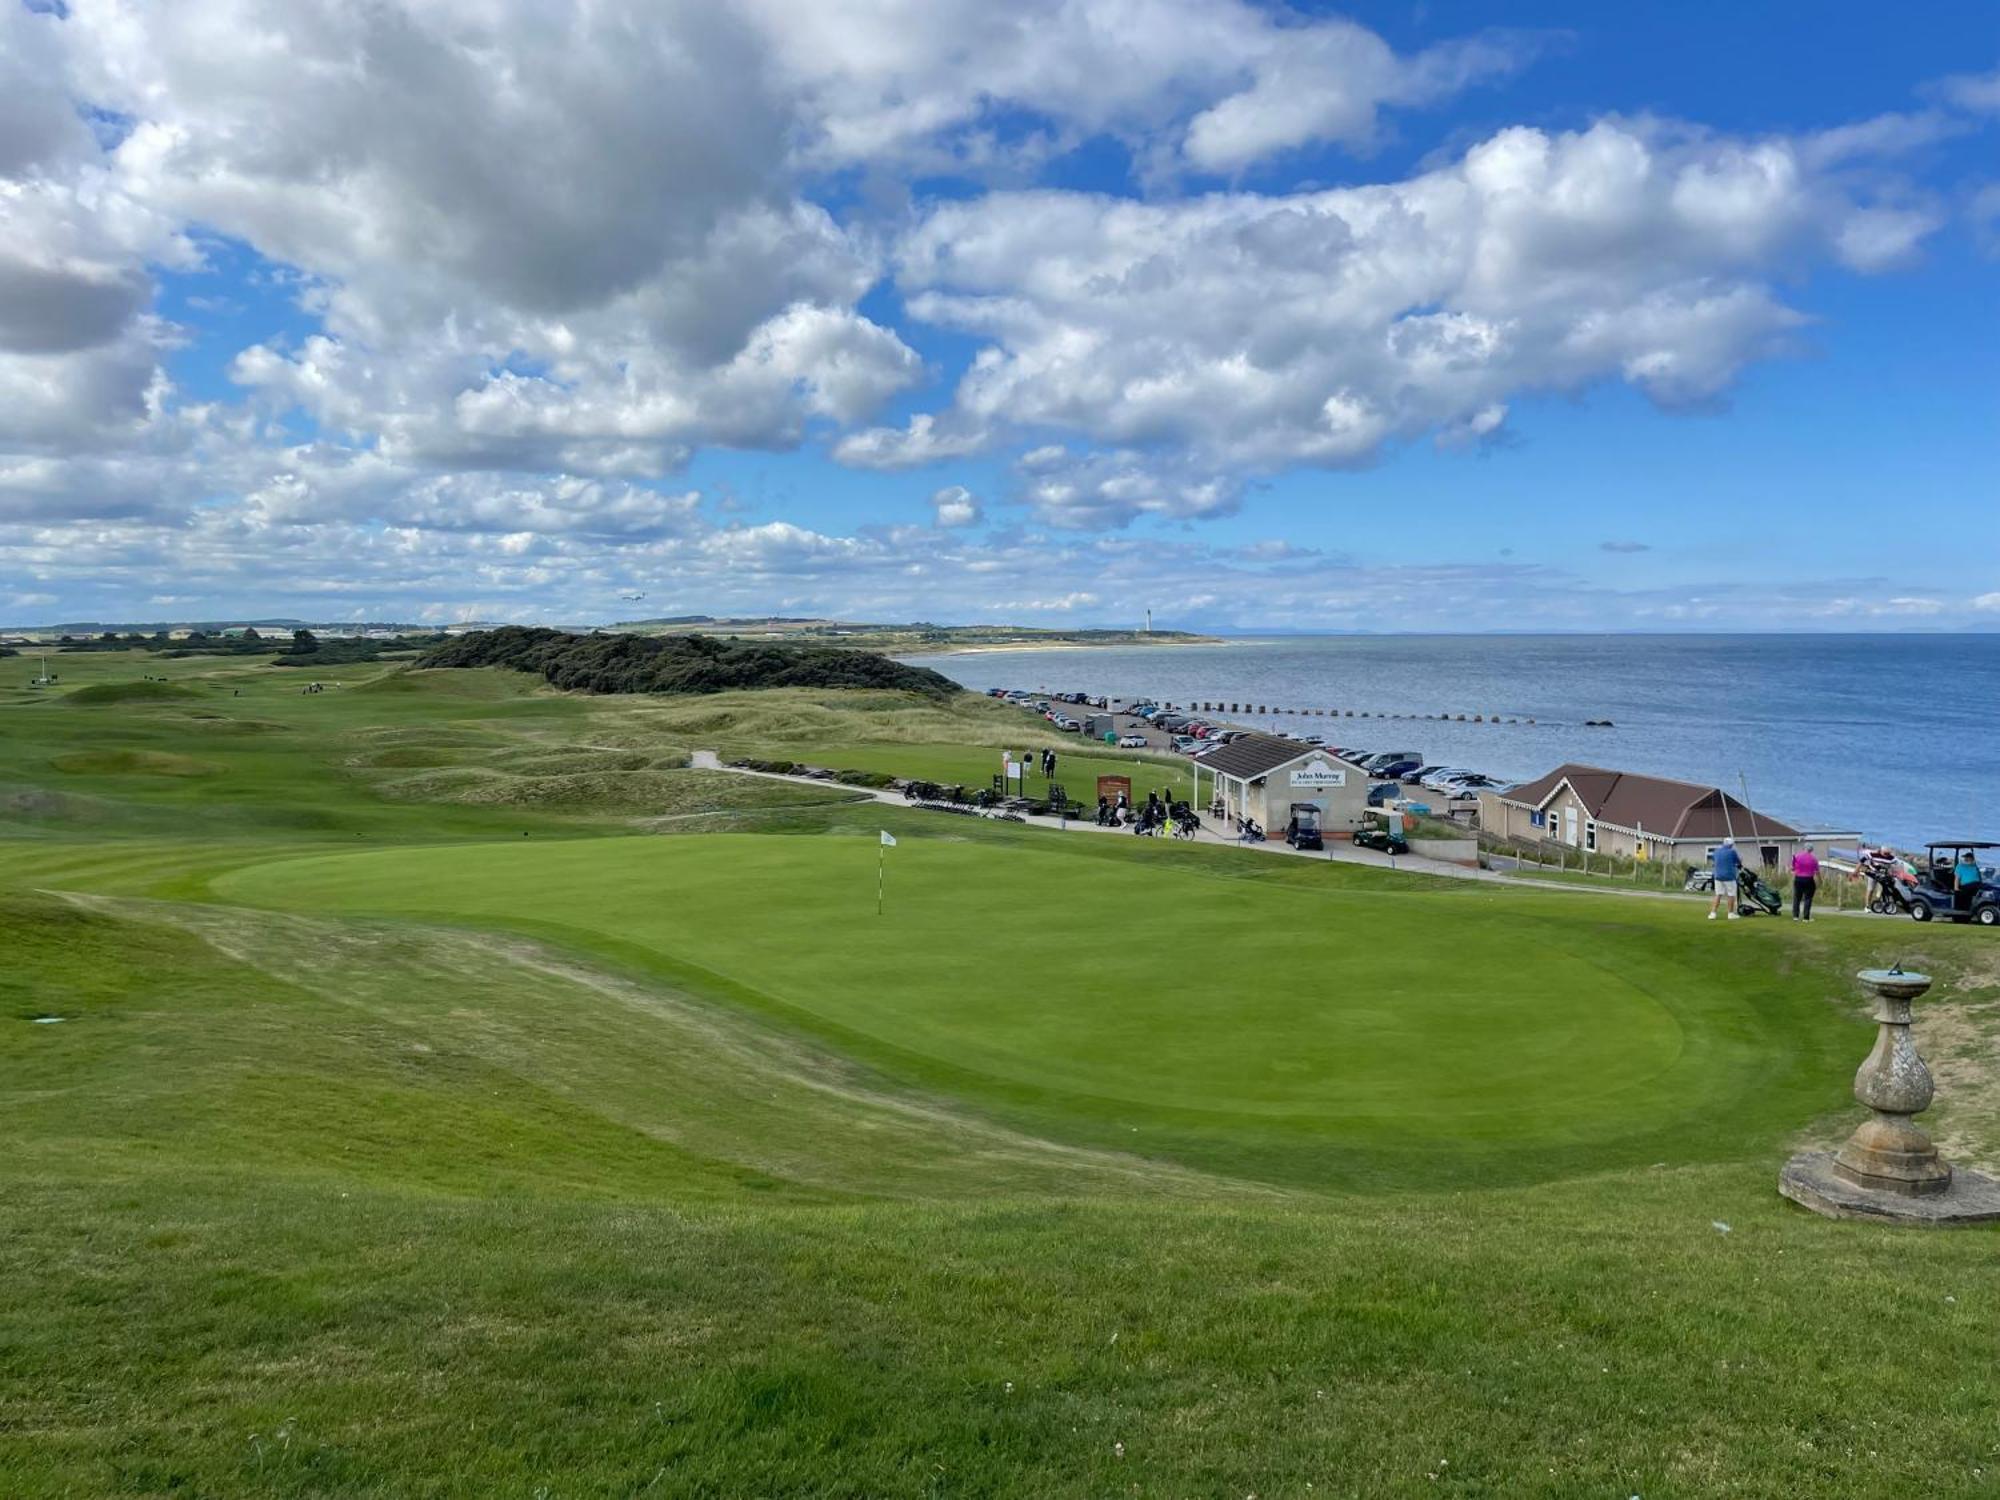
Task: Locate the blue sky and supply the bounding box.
[2,0,1995,629]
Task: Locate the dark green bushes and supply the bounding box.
[418,627,959,699]
[834,769,897,788]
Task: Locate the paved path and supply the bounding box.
[691,749,1886,920]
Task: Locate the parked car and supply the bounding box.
[1058,718,1082,733]
[1366,783,1402,807]
[1300,734,1326,747]
[1371,758,1422,781]
[1171,735,1203,752]
[1116,733,1147,748]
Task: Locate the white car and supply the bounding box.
[1116,733,1148,748]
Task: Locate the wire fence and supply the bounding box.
[1476,831,1857,909]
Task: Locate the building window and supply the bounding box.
[1585,820,1597,852]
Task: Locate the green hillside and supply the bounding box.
[2,650,1997,1496]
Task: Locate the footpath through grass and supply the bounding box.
[3,655,1999,1496]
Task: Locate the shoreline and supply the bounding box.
[905,637,1232,658]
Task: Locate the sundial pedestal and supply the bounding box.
[1779,969,2000,1225]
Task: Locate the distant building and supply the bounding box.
[1480,763,1859,868]
[1201,735,1369,836]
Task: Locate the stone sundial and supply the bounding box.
[1780,968,2000,1224]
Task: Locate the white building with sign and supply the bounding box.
[1200,735,1370,836]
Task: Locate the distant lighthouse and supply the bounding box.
[1145,608,1152,634]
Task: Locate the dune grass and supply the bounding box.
[3,656,1999,1496]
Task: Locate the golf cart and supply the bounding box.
[1285,803,1324,852]
[1352,826,1409,856]
[1906,841,2000,926]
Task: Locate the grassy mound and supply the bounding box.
[485,747,657,775]
[348,724,516,749]
[346,745,481,769]
[170,713,284,735]
[49,749,221,778]
[348,667,545,700]
[376,767,849,815]
[60,680,203,706]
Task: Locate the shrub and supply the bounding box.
[835,768,896,789]
[416,626,958,699]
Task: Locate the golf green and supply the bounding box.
[212,832,1823,1184]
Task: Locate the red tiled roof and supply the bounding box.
[1496,763,1801,840]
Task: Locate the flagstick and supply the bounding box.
[877,838,885,917]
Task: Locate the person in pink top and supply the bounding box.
[1790,843,1820,921]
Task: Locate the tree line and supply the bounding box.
[35,628,444,666]
[417,627,960,698]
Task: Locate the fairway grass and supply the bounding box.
[5,656,2000,1496]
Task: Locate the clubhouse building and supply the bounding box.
[1479,763,1860,868]
[1203,735,1370,836]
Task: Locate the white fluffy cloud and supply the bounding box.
[928,485,983,528]
[873,117,1943,479]
[741,0,1530,175]
[0,0,1989,626]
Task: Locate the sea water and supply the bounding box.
[908,634,2000,849]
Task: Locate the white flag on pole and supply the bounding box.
[879,830,897,846]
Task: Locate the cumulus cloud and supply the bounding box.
[742,0,1532,175]
[928,485,983,528]
[0,0,1986,627]
[1017,450,1240,530]
[883,117,1947,473]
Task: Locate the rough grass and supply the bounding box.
[49,748,221,777]
[375,766,851,815]
[59,678,205,705]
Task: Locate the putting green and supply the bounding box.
[209,832,1816,1181]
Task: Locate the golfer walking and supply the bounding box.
[1708,837,1742,921]
[1790,843,1819,921]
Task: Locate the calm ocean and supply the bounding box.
[909,634,2000,849]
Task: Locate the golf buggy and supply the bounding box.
[1906,841,2000,925]
[1285,803,1324,852]
[1352,826,1409,857]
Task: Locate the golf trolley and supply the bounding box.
[1684,863,1783,916]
